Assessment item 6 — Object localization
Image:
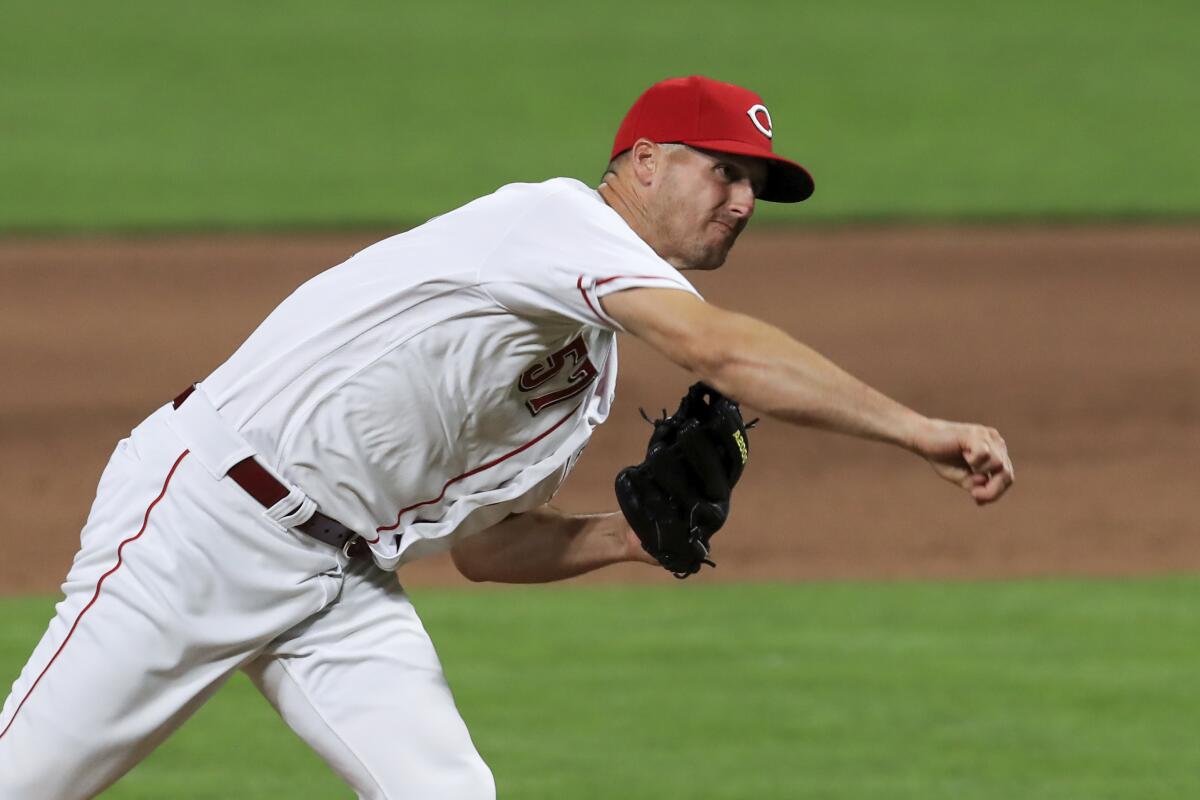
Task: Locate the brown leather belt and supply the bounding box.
[173,385,368,560]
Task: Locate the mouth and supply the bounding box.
[712,219,737,234]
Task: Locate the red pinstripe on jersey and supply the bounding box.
[577,275,610,326]
[593,274,682,287]
[372,401,583,539]
[0,449,191,741]
[577,274,691,327]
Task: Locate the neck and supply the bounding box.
[597,172,687,269]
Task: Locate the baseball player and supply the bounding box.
[0,76,1013,798]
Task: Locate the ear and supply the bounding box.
[628,138,663,188]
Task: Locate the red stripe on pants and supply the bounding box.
[0,448,191,740]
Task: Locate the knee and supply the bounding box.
[434,755,496,800]
[371,752,495,800]
[0,770,77,800]
[449,758,496,800]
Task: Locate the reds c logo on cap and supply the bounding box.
[747,104,773,139]
[611,76,813,202]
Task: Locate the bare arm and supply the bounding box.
[601,288,1014,504]
[450,506,657,583]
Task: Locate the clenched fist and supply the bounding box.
[912,419,1014,505]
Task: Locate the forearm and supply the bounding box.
[603,288,1012,503]
[450,506,653,584]
[605,290,929,450]
[696,312,928,450]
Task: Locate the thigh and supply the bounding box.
[0,418,339,799]
[245,562,495,800]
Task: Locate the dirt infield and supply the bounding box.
[2,226,1197,594]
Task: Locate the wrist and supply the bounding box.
[610,514,656,566]
[894,410,933,454]
[587,511,643,564]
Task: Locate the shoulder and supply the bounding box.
[477,177,598,214]
[494,178,619,229]
[477,177,652,266]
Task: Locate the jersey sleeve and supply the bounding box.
[478,183,702,333]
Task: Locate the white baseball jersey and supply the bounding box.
[203,177,701,569]
[1,178,703,799]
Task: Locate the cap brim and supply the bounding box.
[684,138,814,203]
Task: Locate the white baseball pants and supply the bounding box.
[0,403,494,799]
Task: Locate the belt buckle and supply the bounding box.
[342,535,363,560]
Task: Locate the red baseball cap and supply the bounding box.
[611,75,814,203]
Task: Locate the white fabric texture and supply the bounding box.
[0,178,698,797]
[201,178,699,569]
[0,410,495,799]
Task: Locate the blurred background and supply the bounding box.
[1,1,1197,797]
[3,0,1197,230]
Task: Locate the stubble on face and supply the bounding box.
[648,147,750,271]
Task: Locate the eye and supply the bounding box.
[715,163,738,182]
[715,162,762,196]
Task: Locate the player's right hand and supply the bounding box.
[913,419,1014,505]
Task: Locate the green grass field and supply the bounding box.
[3,578,1197,798]
[2,0,1198,231]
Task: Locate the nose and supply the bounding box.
[729,180,756,219]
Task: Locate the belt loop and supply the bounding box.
[272,492,317,529]
[171,383,368,561]
[172,384,196,409]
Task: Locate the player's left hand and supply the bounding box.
[913,419,1014,505]
[615,382,752,578]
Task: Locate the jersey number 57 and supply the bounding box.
[517,334,598,416]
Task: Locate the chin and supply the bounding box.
[674,232,736,270]
[682,258,725,272]
[692,242,733,270]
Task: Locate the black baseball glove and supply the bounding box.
[615,382,753,579]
